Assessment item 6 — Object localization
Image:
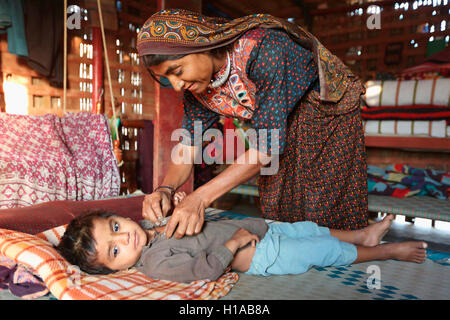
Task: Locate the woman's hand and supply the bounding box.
[164,192,207,239]
[225,228,260,254]
[142,190,173,223]
[173,191,187,206]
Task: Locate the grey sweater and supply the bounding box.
[134,217,268,283]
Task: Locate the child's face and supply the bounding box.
[91,216,148,271]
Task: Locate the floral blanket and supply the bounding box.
[368,164,450,199]
[0,112,120,209]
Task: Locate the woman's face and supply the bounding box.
[148,53,224,94]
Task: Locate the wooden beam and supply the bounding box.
[311,0,401,16]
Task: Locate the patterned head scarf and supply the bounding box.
[136,9,314,56]
[137,9,358,104]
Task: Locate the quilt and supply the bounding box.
[367,164,450,199]
[0,112,121,209]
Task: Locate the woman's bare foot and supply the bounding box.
[360,214,395,247]
[386,241,428,263]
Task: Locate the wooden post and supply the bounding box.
[153,0,202,193]
[92,27,103,114]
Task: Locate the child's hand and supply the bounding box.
[225,228,260,254]
[173,191,187,206]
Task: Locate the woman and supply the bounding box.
[137,9,368,239]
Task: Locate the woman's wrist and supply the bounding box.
[154,185,176,196]
[193,184,216,208]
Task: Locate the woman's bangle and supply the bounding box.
[154,185,175,196]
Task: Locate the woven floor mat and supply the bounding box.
[222,256,449,300]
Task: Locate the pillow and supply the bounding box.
[0,226,238,300]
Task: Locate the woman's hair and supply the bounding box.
[141,45,232,85]
[56,210,119,275]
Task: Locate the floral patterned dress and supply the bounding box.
[181,28,368,230]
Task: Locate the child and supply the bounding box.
[56,192,427,283]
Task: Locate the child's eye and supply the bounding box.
[113,222,119,232]
[113,246,119,257]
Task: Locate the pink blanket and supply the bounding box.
[0,112,120,209]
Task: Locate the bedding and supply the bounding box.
[0,208,239,300]
[363,78,450,108]
[0,254,49,299]
[399,46,450,80]
[361,105,450,121]
[0,204,449,300]
[0,112,120,209]
[363,119,448,137]
[367,164,449,199]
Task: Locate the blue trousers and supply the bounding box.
[246,221,358,276]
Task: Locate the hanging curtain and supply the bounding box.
[0,0,28,57]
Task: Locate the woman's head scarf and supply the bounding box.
[137,9,361,104]
[136,9,314,56]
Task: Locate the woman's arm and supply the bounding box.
[142,143,198,222]
[164,147,272,238]
[197,146,271,207]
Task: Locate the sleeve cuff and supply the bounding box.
[212,245,234,268]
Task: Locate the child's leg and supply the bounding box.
[269,214,394,247]
[246,230,427,277]
[268,221,330,239]
[354,242,427,264]
[259,235,358,276]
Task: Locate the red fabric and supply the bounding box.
[0,112,120,209]
[361,105,450,120]
[0,196,145,235]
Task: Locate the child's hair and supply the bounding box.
[56,210,119,275]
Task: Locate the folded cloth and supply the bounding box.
[367,164,450,199]
[0,255,49,299]
[361,105,450,120]
[364,78,450,108]
[399,62,450,80]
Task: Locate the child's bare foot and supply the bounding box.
[173,191,186,206]
[360,214,395,247]
[386,241,428,263]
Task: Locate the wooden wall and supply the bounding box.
[0,0,157,120]
[311,0,449,81]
